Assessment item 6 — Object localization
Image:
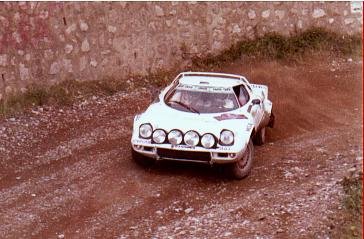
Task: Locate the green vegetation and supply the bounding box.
[0,79,128,116]
[0,27,361,117]
[192,27,362,68]
[342,173,362,215]
[340,172,362,238]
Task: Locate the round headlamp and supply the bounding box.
[201,133,215,149]
[184,130,199,146]
[168,130,183,145]
[153,129,166,144]
[139,123,152,138]
[220,130,234,145]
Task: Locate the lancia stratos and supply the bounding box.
[130,72,274,179]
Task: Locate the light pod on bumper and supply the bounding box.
[139,123,153,138]
[153,129,166,143]
[184,130,199,146]
[220,130,234,145]
[168,129,183,145]
[201,133,215,148]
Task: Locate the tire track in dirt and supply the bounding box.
[0,55,361,238]
[0,91,149,175]
[146,126,361,239]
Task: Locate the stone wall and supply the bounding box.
[0,2,362,97]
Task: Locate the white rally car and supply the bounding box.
[131,72,274,179]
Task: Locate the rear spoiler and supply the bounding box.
[173,72,250,85]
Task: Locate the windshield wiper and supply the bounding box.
[168,100,200,114]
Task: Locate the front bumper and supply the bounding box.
[131,140,246,165]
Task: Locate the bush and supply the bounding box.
[192,27,362,68]
[0,27,361,117]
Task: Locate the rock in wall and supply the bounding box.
[0,1,362,97]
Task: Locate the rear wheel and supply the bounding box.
[228,140,254,179]
[253,127,266,146]
[268,112,275,128]
[131,147,155,168]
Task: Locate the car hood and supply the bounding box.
[137,102,253,136]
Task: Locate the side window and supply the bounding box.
[233,85,250,106]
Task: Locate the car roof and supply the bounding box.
[178,74,246,88]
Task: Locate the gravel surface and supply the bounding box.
[0,55,362,238]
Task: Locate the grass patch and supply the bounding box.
[0,27,361,117]
[339,172,363,238]
[192,27,362,68]
[342,172,362,215]
[0,79,129,116]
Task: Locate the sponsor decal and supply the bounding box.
[133,139,151,144]
[252,85,262,89]
[251,84,267,89]
[178,84,232,93]
[170,144,231,151]
[214,113,247,121]
[171,144,195,149]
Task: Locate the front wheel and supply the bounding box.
[228,140,254,179]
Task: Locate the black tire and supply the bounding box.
[131,147,156,168]
[253,127,266,146]
[228,140,254,179]
[268,112,275,128]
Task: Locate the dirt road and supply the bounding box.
[0,55,362,238]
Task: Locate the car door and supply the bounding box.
[245,84,264,130]
[250,97,264,130]
[234,84,263,128]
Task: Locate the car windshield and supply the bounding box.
[165,85,239,113]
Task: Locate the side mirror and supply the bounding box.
[252,99,261,105]
[152,95,160,104]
